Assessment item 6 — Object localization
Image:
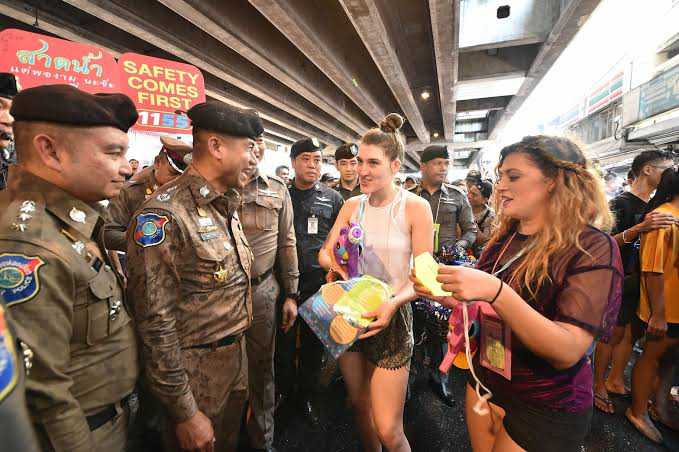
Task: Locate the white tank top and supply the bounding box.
[352,188,412,292]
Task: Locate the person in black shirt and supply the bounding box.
[277,137,343,426]
[593,150,677,414]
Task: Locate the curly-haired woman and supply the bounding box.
[414,136,623,451]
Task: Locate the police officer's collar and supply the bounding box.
[420,180,447,195]
[184,165,239,206]
[290,178,322,192]
[10,168,101,237]
[251,168,271,188]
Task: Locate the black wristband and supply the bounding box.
[489,280,503,305]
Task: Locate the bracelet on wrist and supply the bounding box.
[489,280,504,305]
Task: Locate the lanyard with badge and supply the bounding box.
[479,232,530,380]
[432,191,444,252]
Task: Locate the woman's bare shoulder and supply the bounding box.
[404,190,430,208]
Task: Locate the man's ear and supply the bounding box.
[32,133,66,172]
[206,135,223,160]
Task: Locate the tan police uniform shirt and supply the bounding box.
[0,169,139,452]
[105,168,160,252]
[239,170,298,295]
[126,165,253,421]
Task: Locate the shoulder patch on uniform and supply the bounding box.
[0,254,46,306]
[134,213,170,247]
[0,306,19,402]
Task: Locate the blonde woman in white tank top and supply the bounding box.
[319,114,433,452]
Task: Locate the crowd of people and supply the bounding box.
[0,71,677,452]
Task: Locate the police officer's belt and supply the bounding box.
[86,392,134,431]
[186,333,242,351]
[250,267,274,287]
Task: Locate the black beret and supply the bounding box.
[0,73,19,99]
[187,102,263,139]
[10,84,138,132]
[291,137,322,159]
[421,145,449,163]
[335,142,358,161]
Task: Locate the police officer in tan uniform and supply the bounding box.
[126,101,261,452]
[105,135,192,251]
[240,135,299,452]
[0,84,139,451]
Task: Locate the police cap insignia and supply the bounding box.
[0,254,45,306]
[334,142,358,161]
[290,137,323,159]
[134,213,170,247]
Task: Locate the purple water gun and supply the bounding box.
[334,221,364,278]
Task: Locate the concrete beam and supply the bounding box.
[62,0,358,143]
[259,120,304,143]
[248,0,386,126]
[489,0,603,140]
[156,0,371,135]
[0,0,326,146]
[458,45,540,81]
[205,87,341,146]
[339,0,430,147]
[457,96,511,112]
[429,0,459,141]
[406,139,494,155]
[262,132,293,147]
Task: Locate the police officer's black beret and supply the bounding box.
[335,142,358,161]
[187,102,263,139]
[291,137,322,159]
[0,73,19,99]
[421,145,449,163]
[10,84,138,132]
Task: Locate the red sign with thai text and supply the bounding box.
[118,53,205,133]
[0,29,119,93]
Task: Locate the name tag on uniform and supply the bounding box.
[198,217,213,227]
[200,231,222,241]
[308,216,319,235]
[441,198,456,205]
[259,189,280,198]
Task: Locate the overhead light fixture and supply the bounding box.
[421,90,431,101]
[432,132,439,138]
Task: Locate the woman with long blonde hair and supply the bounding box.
[414,136,623,451]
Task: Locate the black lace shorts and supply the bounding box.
[349,303,413,369]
